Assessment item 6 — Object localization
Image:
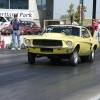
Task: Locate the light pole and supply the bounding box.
[70,15,73,25]
[92,0,96,23]
[92,0,97,36]
[79,0,83,26]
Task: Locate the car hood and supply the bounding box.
[26,33,80,40]
[22,26,30,28]
[4,26,30,30]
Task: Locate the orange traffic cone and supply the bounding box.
[0,36,1,49]
[1,39,5,49]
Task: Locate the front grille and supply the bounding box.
[33,39,62,46]
[40,48,53,52]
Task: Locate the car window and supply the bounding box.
[30,22,37,27]
[0,17,6,22]
[30,22,34,27]
[21,21,35,27]
[33,22,37,27]
[5,17,13,22]
[71,27,80,36]
[81,28,90,38]
[42,26,80,37]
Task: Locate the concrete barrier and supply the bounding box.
[1,35,38,49]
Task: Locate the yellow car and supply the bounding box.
[24,25,99,66]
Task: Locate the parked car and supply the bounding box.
[24,25,99,66]
[1,21,43,36]
[0,16,13,31]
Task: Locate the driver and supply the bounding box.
[82,31,88,38]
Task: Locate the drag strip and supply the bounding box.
[0,50,100,100]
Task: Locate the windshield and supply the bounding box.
[5,17,13,21]
[21,21,35,27]
[43,26,80,36]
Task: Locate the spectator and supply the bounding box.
[72,20,78,25]
[98,20,100,42]
[10,14,22,50]
[93,19,98,30]
[93,19,98,40]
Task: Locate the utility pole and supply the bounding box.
[92,0,97,36]
[92,0,96,23]
[79,0,83,26]
[70,15,73,25]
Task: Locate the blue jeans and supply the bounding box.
[12,30,21,48]
[98,30,100,42]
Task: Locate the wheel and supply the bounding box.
[70,49,79,66]
[21,43,25,49]
[28,52,36,64]
[88,49,95,63]
[28,32,31,35]
[81,49,95,63]
[28,32,33,35]
[38,31,41,35]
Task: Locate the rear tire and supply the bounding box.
[28,52,36,64]
[70,49,79,66]
[88,49,95,63]
[80,49,95,63]
[38,31,41,35]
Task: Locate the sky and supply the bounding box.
[53,0,100,19]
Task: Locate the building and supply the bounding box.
[0,0,54,27]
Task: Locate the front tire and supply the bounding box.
[70,49,79,66]
[28,52,36,64]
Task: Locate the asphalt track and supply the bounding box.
[0,49,100,100]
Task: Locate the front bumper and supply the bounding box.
[26,46,74,54]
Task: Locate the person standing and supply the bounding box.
[72,20,78,25]
[93,19,98,40]
[98,20,100,42]
[10,14,22,50]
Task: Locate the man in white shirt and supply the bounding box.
[98,20,100,42]
[72,20,78,25]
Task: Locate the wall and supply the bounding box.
[33,0,54,27]
[0,35,38,49]
[0,0,54,28]
[83,18,100,26]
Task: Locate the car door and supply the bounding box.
[80,28,92,55]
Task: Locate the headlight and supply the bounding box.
[25,39,31,46]
[67,41,72,47]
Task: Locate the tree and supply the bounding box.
[60,14,69,19]
[67,3,75,18]
[74,5,87,23]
